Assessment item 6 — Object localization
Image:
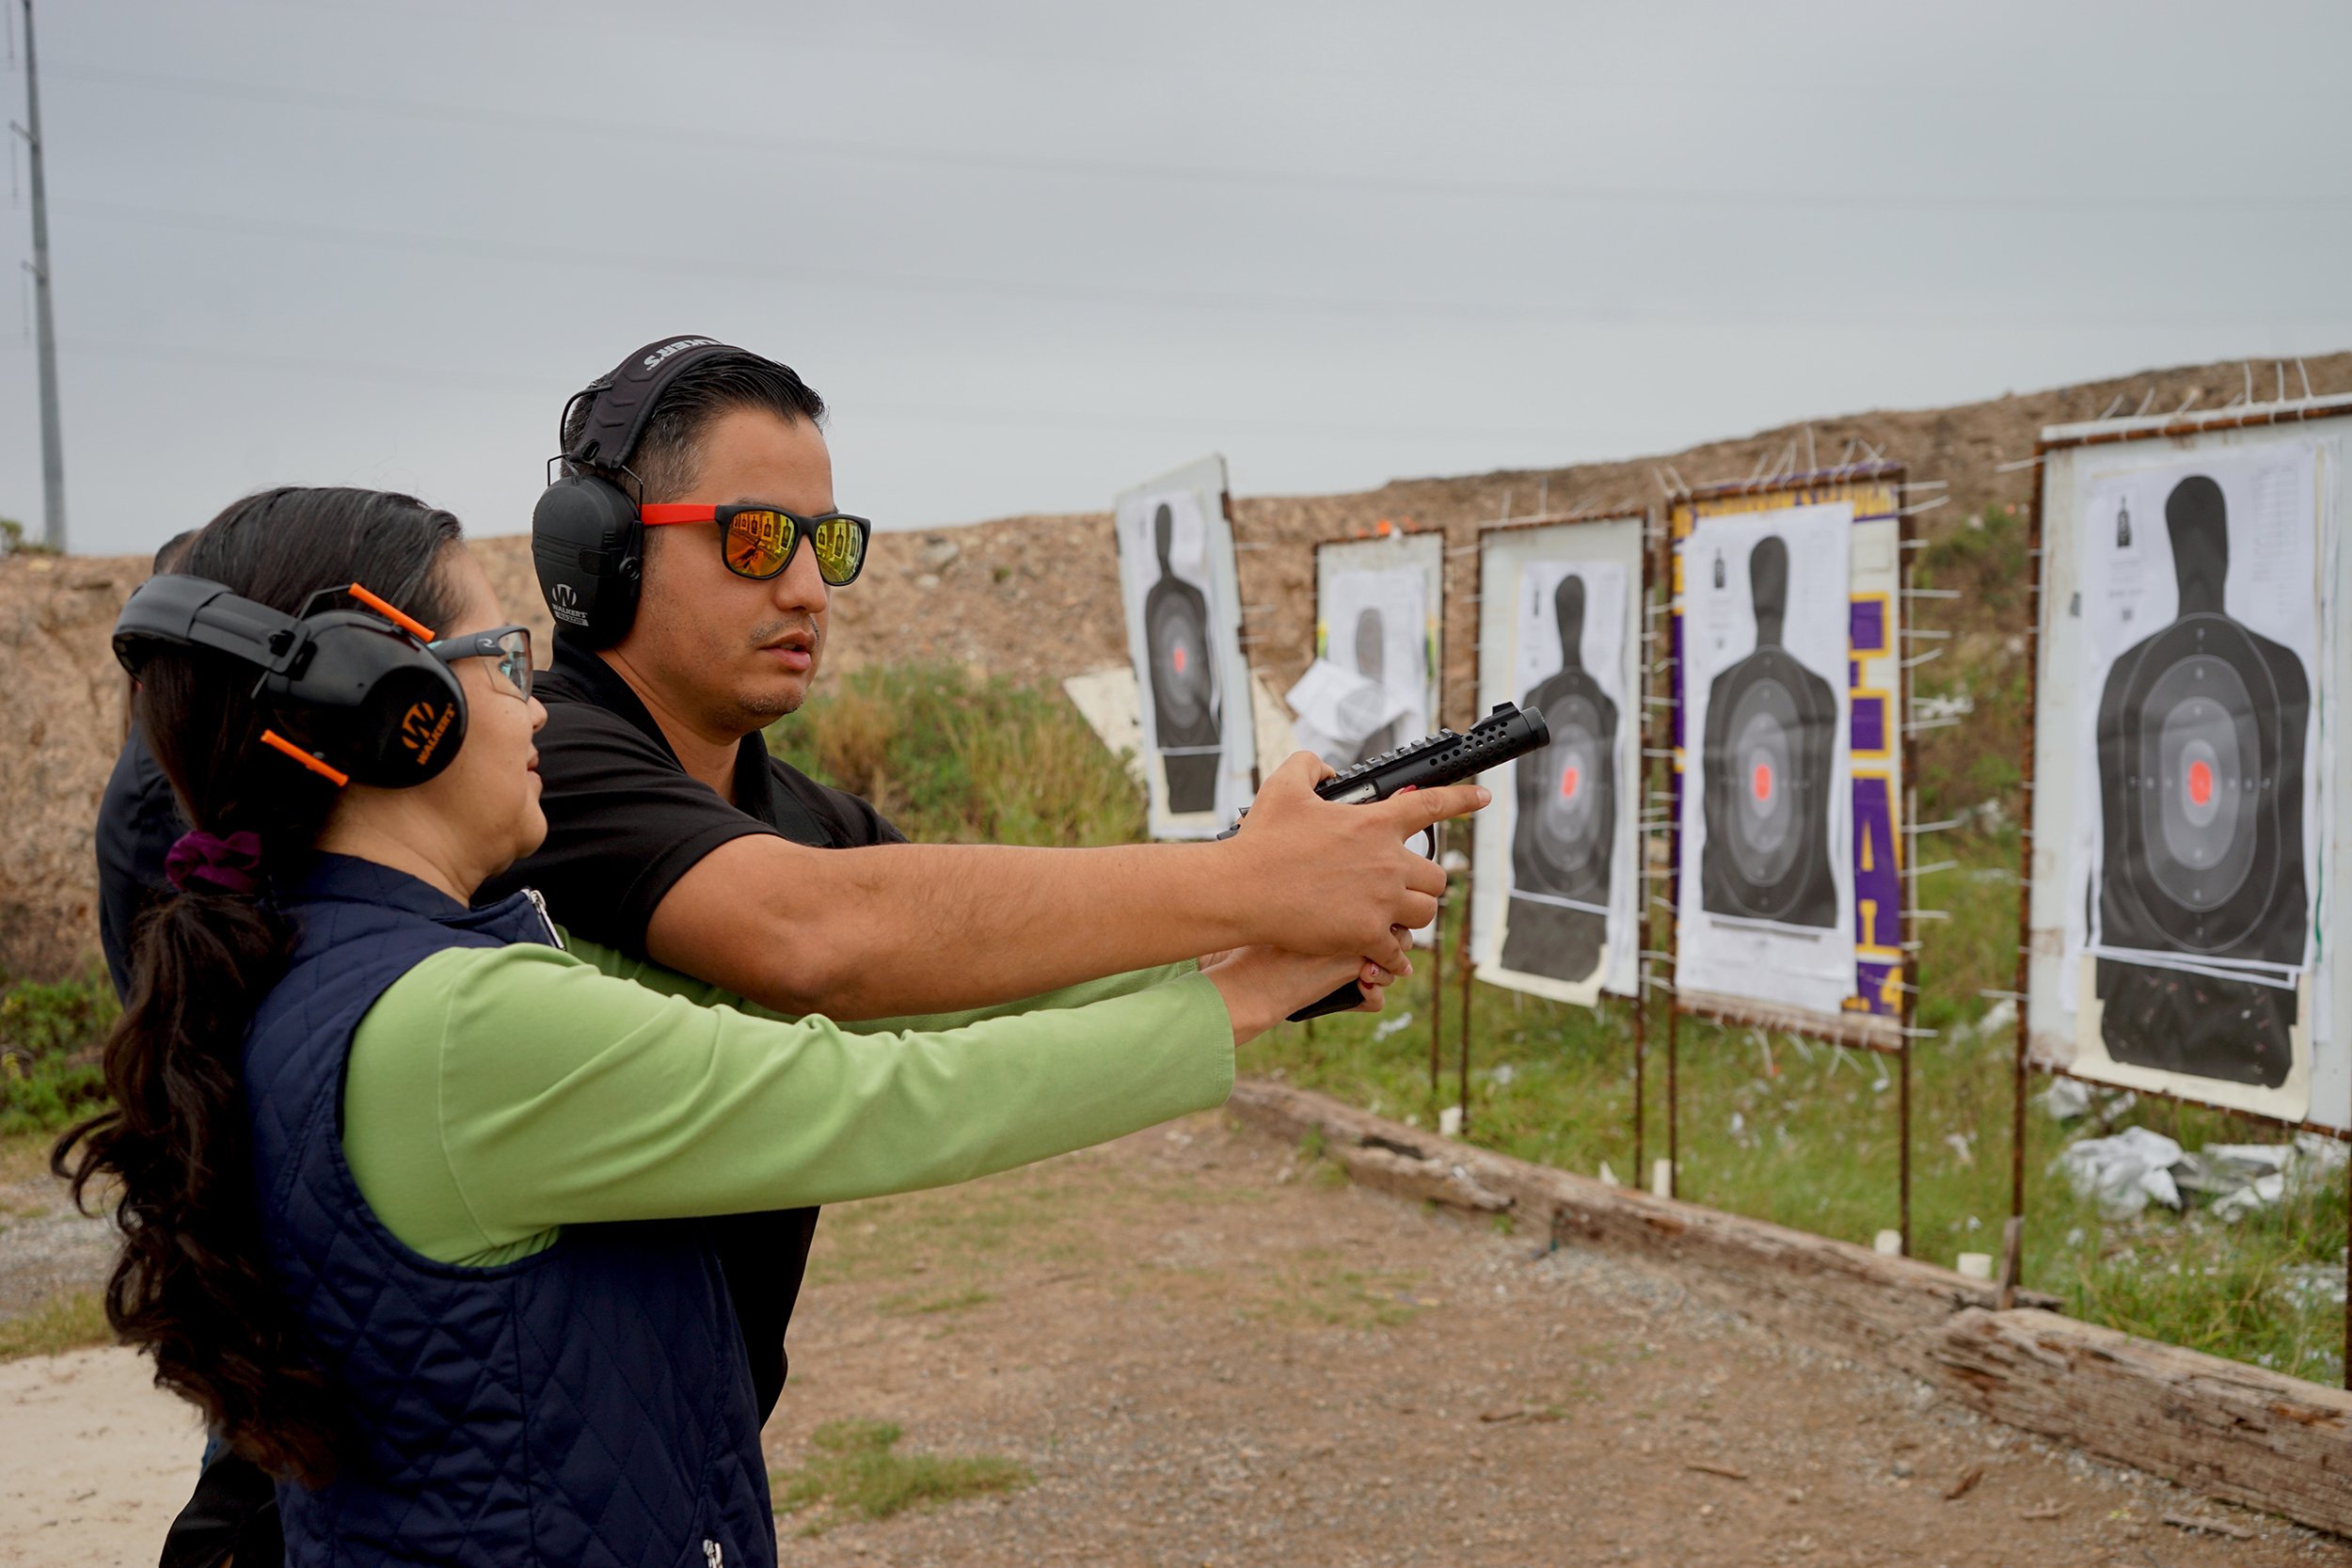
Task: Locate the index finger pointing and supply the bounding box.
[1373,782,1490,835]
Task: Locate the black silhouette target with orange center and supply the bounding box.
[1698,535,1839,929]
[2092,474,2310,1088]
[1147,594,1215,731]
[1530,691,1610,895]
[1502,571,1617,983]
[1140,499,1222,814]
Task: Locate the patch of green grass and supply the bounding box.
[771,1418,1031,1534]
[807,1168,1104,1288]
[876,1285,995,1318]
[766,663,1143,847]
[0,1291,112,1361]
[0,971,117,1136]
[1248,1249,1431,1329]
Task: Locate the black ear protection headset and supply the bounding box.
[111,575,467,789]
[531,334,746,649]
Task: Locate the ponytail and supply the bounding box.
[52,486,463,1483]
[56,880,343,1480]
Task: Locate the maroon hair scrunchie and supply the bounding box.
[165,830,265,896]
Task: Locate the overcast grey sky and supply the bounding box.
[2,0,2347,558]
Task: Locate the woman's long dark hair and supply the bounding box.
[54,486,464,1484]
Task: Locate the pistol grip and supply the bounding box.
[1287,979,1368,1022]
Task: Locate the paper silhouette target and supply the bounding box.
[2089,472,2312,1090]
[1301,536,1442,770]
[1142,501,1222,812]
[2025,421,2342,1129]
[1502,573,1618,982]
[1700,535,1840,929]
[1115,456,1256,837]
[1675,504,1856,1018]
[1471,518,1643,1006]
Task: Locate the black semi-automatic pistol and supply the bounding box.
[1274,700,1550,1021]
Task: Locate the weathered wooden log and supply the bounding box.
[1926,1307,2351,1537]
[1230,1077,2351,1540]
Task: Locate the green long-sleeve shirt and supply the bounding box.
[340,942,1229,1267]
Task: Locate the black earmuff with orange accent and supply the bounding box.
[112,576,467,788]
[530,334,745,649]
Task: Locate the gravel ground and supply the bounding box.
[1,1110,2345,1565]
[0,1195,114,1323]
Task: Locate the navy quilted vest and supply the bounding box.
[243,854,775,1568]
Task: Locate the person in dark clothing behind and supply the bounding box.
[96,530,199,1000]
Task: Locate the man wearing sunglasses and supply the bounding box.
[480,331,1485,1367]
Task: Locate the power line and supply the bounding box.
[42,59,2350,217]
[49,197,2350,335]
[0,332,1612,445]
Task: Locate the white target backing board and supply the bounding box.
[1113,455,1257,837]
[1676,503,1859,1018]
[1471,515,1645,1006]
[2026,403,2350,1130]
[1306,533,1444,768]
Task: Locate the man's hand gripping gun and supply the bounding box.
[1230,701,1551,1021]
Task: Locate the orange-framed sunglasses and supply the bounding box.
[639,504,871,587]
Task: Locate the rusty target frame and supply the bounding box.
[2009,400,2352,1388]
[1661,462,1925,1255]
[1439,506,1656,1184]
[1304,527,1454,1095]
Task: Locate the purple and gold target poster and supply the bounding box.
[1667,468,1910,1042]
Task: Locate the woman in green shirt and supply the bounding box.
[58,487,1474,1567]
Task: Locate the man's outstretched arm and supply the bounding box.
[646,752,1486,1021]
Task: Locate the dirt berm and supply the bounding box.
[5,351,2346,980]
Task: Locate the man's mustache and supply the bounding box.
[751,613,822,652]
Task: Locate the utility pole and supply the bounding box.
[16,0,64,551]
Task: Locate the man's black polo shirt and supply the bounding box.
[479,632,903,1421]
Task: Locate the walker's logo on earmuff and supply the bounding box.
[402,700,456,768]
[548,581,586,626]
[643,338,718,371]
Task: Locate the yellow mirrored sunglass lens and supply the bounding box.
[812,518,862,578]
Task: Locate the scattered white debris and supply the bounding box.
[1371,1011,1416,1042]
[1873,1230,1904,1257]
[1944,1132,1975,1167]
[1438,1105,1464,1138]
[2057,1128,2185,1215]
[1597,1161,1620,1188]
[1487,1061,1518,1087]
[2034,1079,2093,1121]
[1914,690,1976,721]
[1955,1253,1994,1281]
